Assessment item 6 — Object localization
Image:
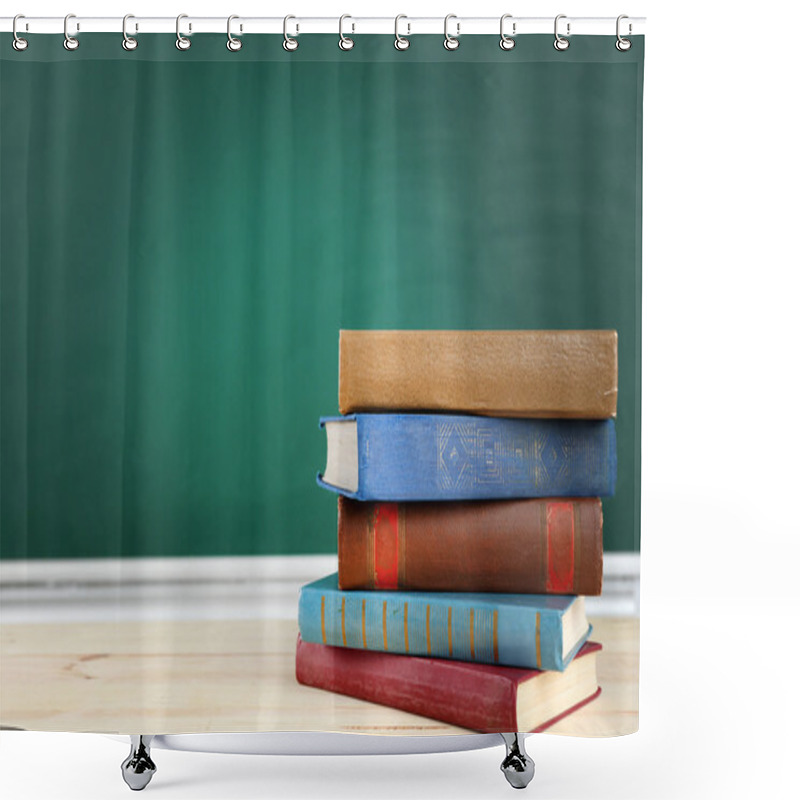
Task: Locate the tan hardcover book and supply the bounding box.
[339,330,618,419]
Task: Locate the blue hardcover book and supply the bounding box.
[298,574,591,672]
[317,413,616,501]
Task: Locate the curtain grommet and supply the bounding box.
[339,14,354,51]
[499,14,516,51]
[122,14,138,51]
[63,13,80,51]
[12,14,29,51]
[394,15,410,50]
[443,14,460,50]
[554,15,570,51]
[283,15,299,51]
[227,15,243,51]
[176,14,191,50]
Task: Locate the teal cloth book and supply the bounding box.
[297,574,591,672]
[317,414,616,501]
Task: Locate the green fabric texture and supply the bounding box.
[1,34,643,558]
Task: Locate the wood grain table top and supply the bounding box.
[0,616,638,736]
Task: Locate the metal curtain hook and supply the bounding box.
[64,13,79,50]
[394,14,410,50]
[227,15,242,51]
[554,14,570,51]
[616,14,632,51]
[12,14,28,51]
[443,14,460,51]
[339,14,354,50]
[122,14,138,51]
[283,15,299,51]
[499,14,515,51]
[176,14,191,50]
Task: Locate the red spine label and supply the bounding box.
[546,502,575,593]
[373,503,399,589]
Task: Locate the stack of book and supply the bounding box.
[296,330,618,733]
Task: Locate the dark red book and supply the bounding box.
[295,636,601,733]
[338,497,603,595]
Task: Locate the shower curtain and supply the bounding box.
[1,30,643,740]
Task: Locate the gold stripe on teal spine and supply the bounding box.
[493,610,499,662]
[469,609,475,659]
[426,604,431,655]
[382,601,388,650]
[361,599,367,649]
[535,612,541,668]
[341,597,347,647]
[447,607,453,656]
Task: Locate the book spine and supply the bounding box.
[297,581,570,671]
[296,637,520,733]
[337,497,603,595]
[339,329,618,419]
[354,414,616,501]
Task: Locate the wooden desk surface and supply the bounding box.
[0,616,638,737]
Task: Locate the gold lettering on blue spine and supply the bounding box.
[436,420,574,491]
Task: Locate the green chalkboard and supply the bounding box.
[1,35,643,558]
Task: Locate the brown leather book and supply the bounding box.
[339,330,618,419]
[337,496,603,596]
